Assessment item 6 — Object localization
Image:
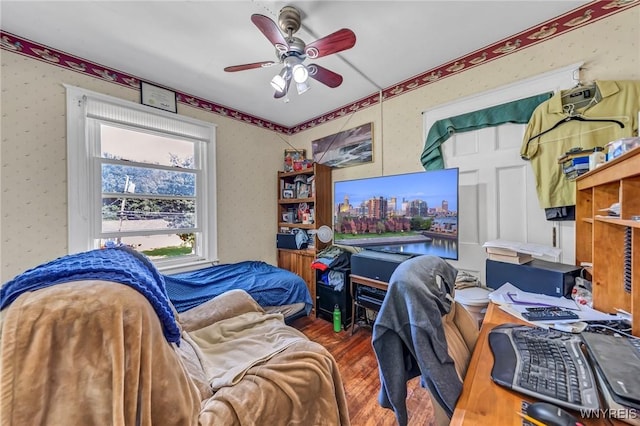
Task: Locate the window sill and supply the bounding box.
[158,258,219,275]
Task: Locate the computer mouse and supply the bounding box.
[526,402,582,426]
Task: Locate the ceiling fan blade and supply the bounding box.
[224,61,276,72]
[274,77,291,99]
[251,14,289,54]
[304,28,356,59]
[307,64,343,88]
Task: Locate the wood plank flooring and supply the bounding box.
[291,315,436,426]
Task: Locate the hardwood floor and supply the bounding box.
[291,315,436,426]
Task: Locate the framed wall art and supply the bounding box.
[311,122,373,168]
[140,81,177,113]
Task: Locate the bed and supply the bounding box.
[0,248,314,327]
[1,260,350,425]
[163,260,313,322]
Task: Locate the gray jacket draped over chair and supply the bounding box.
[372,255,461,426]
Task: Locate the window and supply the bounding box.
[66,85,217,272]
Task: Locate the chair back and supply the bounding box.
[432,301,479,425]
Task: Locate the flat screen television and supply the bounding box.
[334,168,459,260]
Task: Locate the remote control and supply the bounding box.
[525,306,562,312]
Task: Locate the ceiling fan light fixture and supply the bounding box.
[292,63,308,83]
[296,80,310,95]
[226,9,355,100]
[270,67,289,92]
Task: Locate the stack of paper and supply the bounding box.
[488,282,621,328]
[482,239,562,262]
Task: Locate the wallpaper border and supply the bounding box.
[1,0,637,135]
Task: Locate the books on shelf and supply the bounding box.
[558,147,601,181]
[485,246,533,264]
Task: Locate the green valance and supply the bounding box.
[420,92,553,170]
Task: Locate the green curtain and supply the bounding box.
[420,92,553,170]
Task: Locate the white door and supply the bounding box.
[423,63,581,285]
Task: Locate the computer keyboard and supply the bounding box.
[489,324,600,411]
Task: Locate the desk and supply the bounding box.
[451,302,624,425]
[349,274,388,335]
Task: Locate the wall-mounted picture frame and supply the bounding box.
[140,81,177,113]
[282,189,295,199]
[312,122,373,168]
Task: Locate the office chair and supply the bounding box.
[372,255,479,426]
[432,300,479,425]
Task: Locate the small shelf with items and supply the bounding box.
[276,162,332,312]
[277,163,332,249]
[575,147,640,336]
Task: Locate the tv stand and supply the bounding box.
[350,250,412,283]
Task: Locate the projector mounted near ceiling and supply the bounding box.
[224,6,356,101]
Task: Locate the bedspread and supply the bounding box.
[165,260,313,314]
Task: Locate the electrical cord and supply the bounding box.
[587,324,638,340]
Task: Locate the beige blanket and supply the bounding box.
[1,283,350,426]
[189,311,307,390]
[180,289,351,426]
[0,280,201,426]
[199,338,350,426]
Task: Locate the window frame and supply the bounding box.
[65,85,218,272]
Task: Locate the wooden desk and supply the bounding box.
[349,274,388,334]
[451,302,623,425]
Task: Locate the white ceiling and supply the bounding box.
[1,1,590,128]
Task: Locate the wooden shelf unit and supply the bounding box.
[575,147,640,336]
[276,163,332,311]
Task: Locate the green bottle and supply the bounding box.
[333,304,341,332]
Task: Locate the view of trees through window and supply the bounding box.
[99,124,199,260]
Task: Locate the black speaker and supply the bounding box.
[276,233,307,250]
[486,258,581,298]
[351,250,413,283]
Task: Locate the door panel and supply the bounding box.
[424,65,581,284]
[442,123,573,285]
[497,165,529,242]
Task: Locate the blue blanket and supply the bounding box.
[0,247,181,344]
[165,261,313,315]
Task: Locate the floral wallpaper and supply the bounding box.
[1,3,638,280]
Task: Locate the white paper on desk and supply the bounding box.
[483,239,561,259]
[488,282,578,310]
[492,283,622,324]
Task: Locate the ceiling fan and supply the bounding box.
[224,6,356,99]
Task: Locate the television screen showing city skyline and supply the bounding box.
[333,168,459,260]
